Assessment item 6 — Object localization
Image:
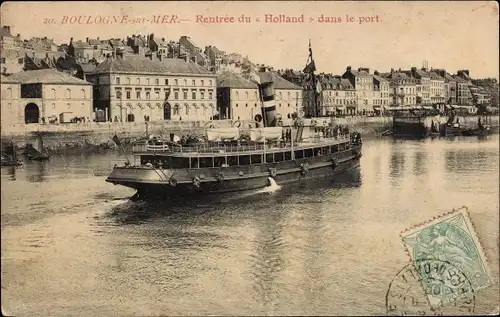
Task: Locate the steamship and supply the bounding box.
[105,43,363,199]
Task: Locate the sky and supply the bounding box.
[1,1,499,78]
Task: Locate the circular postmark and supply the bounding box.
[386,259,475,316]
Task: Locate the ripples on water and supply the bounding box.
[1,136,499,316]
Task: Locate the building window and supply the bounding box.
[65,89,71,99]
[183,91,188,100]
[287,92,290,100]
[116,89,122,99]
[116,77,120,84]
[165,79,169,85]
[192,79,195,86]
[81,103,85,107]
[209,80,212,86]
[174,91,179,99]
[155,91,160,99]
[175,79,178,86]
[255,92,258,100]
[81,89,86,99]
[136,78,140,85]
[52,103,55,109]
[209,91,213,99]
[126,90,131,99]
[155,78,159,85]
[236,91,239,100]
[6,88,12,99]
[201,91,205,99]
[192,91,196,99]
[245,103,248,107]
[126,78,131,85]
[51,88,56,99]
[185,104,189,115]
[146,91,151,99]
[184,79,187,86]
[201,80,204,86]
[67,103,71,109]
[136,90,141,99]
[146,78,150,85]
[173,105,179,115]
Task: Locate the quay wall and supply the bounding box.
[1,115,497,153]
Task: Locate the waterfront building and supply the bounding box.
[0,74,21,128]
[434,69,457,105]
[382,70,418,107]
[372,71,390,112]
[341,66,374,113]
[2,69,93,125]
[89,56,216,122]
[216,71,259,120]
[403,67,431,105]
[314,75,356,116]
[454,70,473,106]
[429,70,446,105]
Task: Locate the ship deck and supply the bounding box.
[132,136,352,157]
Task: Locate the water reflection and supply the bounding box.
[413,151,427,176]
[444,149,490,174]
[389,151,406,180]
[25,161,48,183]
[248,205,286,312]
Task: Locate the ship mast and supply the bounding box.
[303,40,318,117]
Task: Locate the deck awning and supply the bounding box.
[335,106,346,111]
[423,106,434,110]
[373,106,381,111]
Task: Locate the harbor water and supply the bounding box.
[1,136,499,316]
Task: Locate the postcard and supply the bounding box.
[1,1,498,316]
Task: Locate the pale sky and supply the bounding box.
[1,1,499,78]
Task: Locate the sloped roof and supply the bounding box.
[88,39,101,46]
[429,71,444,80]
[80,63,97,73]
[0,74,20,83]
[8,69,92,85]
[217,71,258,89]
[254,71,301,90]
[93,57,213,75]
[373,75,388,82]
[72,41,91,49]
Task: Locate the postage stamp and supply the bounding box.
[400,206,492,308]
[386,259,475,315]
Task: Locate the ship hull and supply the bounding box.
[106,146,362,199]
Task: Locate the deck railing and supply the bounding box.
[132,136,351,154]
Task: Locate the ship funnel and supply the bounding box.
[258,72,279,127]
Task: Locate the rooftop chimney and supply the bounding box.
[86,37,89,43]
[390,68,394,74]
[346,66,352,72]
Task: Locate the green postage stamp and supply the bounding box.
[400,206,492,308]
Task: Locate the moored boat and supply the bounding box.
[1,141,23,167]
[28,134,50,161]
[105,42,363,200]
